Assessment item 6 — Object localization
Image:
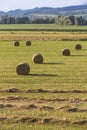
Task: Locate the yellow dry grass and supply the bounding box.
[0,31,87,41]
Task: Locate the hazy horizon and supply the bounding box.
[0,0,86,11]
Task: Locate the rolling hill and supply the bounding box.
[0,4,87,17]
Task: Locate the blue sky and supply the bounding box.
[0,0,86,11]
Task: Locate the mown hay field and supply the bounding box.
[0,24,87,130]
[0,31,87,41]
[0,39,87,130]
[0,24,87,41]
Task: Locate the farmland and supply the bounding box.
[0,24,87,130]
[0,24,87,41]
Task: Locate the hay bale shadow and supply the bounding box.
[82,49,87,51]
[29,73,58,77]
[43,62,64,65]
[71,54,87,57]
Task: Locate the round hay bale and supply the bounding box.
[75,44,82,50]
[26,41,31,46]
[32,54,43,64]
[16,62,30,75]
[62,48,70,56]
[14,41,20,46]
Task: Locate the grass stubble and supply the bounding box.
[0,27,87,129]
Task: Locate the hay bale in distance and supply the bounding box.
[75,44,82,50]
[16,62,30,75]
[26,41,31,46]
[32,54,44,64]
[62,48,70,56]
[14,41,20,46]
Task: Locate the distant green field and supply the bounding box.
[0,40,87,129]
[0,24,87,31]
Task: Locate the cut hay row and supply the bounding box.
[0,31,87,41]
[0,96,87,103]
[1,115,87,125]
[2,87,87,94]
[1,102,87,113]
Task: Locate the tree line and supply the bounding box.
[0,15,87,25]
[0,15,54,24]
[55,15,87,25]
